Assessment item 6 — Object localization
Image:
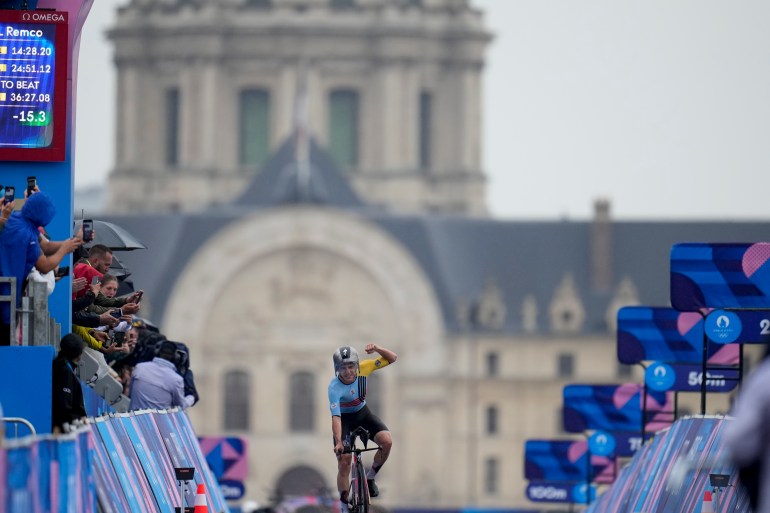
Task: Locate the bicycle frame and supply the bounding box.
[343,428,380,513]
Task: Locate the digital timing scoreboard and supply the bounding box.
[0,10,68,161]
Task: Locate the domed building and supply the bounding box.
[103,1,767,511]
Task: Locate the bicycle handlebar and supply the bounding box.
[342,445,381,455]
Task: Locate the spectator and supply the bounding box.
[725,350,770,512]
[51,333,87,433]
[112,326,139,394]
[84,273,142,316]
[0,192,81,345]
[73,245,113,298]
[129,340,188,411]
[100,273,119,298]
[0,198,13,232]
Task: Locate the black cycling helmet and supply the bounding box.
[333,346,360,373]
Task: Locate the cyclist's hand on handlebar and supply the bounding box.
[334,440,344,455]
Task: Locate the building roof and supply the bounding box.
[234,137,364,209]
[105,207,770,337]
[105,136,770,337]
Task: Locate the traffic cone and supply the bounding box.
[701,490,714,513]
[194,483,208,513]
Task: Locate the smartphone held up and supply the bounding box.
[82,219,94,242]
[3,186,14,205]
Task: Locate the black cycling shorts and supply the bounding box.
[334,405,388,446]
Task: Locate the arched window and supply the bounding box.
[290,371,315,432]
[328,89,359,169]
[224,370,250,431]
[276,465,328,496]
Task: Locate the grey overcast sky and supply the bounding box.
[75,1,770,220]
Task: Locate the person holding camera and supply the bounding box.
[0,197,13,233]
[129,340,188,411]
[82,273,142,317]
[0,192,82,345]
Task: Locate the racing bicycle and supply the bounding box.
[342,426,380,513]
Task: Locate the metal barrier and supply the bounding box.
[2,416,37,437]
[21,280,60,347]
[0,277,60,347]
[0,276,17,343]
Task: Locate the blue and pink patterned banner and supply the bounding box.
[670,242,770,311]
[617,307,738,365]
[199,436,249,501]
[524,439,615,483]
[563,384,674,434]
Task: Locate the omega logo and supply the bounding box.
[22,12,65,22]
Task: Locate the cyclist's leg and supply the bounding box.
[337,452,352,498]
[372,430,393,468]
[336,416,353,510]
[362,410,390,497]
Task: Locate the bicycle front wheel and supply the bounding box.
[355,460,369,513]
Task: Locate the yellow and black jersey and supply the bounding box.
[327,357,390,416]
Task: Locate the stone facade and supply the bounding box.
[106,0,490,215]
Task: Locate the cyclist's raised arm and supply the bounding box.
[364,343,397,364]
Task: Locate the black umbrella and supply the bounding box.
[89,220,147,251]
[108,253,132,279]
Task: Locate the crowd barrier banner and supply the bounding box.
[563,384,674,434]
[671,242,770,311]
[171,410,229,513]
[93,416,155,511]
[91,418,133,513]
[1,428,95,513]
[88,410,231,513]
[585,416,749,513]
[117,414,177,510]
[133,413,187,504]
[1,409,228,513]
[82,383,113,418]
[617,307,738,364]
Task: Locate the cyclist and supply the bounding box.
[329,344,397,513]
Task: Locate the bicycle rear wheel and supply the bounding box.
[355,460,369,513]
